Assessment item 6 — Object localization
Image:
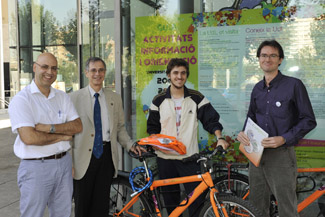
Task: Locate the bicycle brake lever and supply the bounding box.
[197,157,207,163]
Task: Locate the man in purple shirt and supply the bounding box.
[237,40,317,216]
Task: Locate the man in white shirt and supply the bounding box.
[9,52,82,217]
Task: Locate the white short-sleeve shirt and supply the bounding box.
[9,80,80,159]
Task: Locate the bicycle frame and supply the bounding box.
[114,171,226,217]
[297,168,325,213]
[236,167,325,213]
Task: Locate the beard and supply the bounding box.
[170,80,185,89]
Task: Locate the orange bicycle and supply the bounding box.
[211,165,325,217]
[109,144,262,217]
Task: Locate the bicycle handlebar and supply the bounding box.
[129,142,226,164]
[182,146,226,163]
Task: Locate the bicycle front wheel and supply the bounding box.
[109,176,153,217]
[214,173,249,198]
[199,195,262,217]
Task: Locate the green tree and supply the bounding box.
[60,11,78,62]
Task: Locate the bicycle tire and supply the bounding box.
[199,195,262,217]
[214,174,280,216]
[109,176,153,217]
[214,173,249,198]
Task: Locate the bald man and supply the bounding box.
[9,53,82,217]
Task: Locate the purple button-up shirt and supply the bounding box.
[246,71,317,146]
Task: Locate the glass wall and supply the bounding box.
[122,0,325,140]
[122,0,156,140]
[8,0,325,136]
[124,0,200,140]
[80,0,115,90]
[8,0,78,94]
[8,0,19,98]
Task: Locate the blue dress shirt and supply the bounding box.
[246,71,317,146]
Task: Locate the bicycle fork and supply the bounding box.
[210,188,229,217]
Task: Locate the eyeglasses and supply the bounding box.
[259,54,279,59]
[88,68,106,74]
[35,62,59,71]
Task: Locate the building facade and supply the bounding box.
[1,0,252,136]
[1,0,324,144]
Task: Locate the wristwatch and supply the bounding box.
[217,136,226,141]
[50,124,56,134]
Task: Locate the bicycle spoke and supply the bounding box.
[109,177,151,217]
[200,195,262,217]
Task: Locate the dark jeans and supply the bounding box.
[156,157,206,217]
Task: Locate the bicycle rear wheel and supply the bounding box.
[109,176,153,217]
[199,195,262,217]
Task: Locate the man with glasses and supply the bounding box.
[70,57,142,217]
[237,40,317,216]
[8,52,82,217]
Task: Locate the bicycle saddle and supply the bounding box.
[128,145,157,160]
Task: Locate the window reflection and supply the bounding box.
[9,0,78,94]
[80,0,115,90]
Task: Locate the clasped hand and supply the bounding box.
[217,138,230,150]
[237,131,285,148]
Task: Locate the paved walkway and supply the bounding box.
[0,122,20,216]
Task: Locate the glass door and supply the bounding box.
[80,0,115,89]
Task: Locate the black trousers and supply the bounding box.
[156,157,206,217]
[73,143,114,217]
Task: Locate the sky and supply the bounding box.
[39,0,77,25]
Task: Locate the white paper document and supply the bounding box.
[239,117,269,167]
